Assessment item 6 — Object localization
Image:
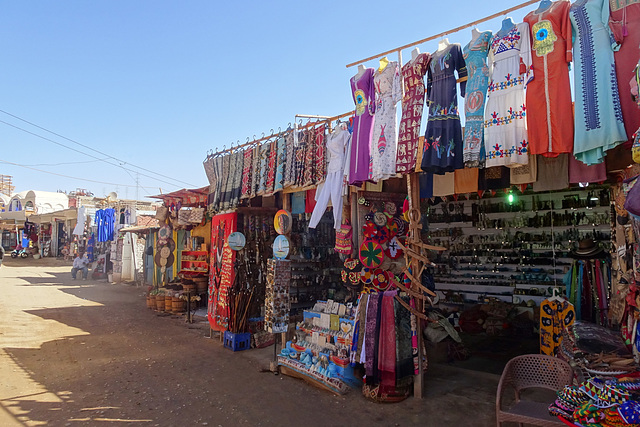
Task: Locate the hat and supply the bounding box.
[570,239,606,259]
[359,240,384,268]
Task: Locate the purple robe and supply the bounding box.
[349,68,376,185]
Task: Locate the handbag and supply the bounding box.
[632,129,640,164]
[334,220,353,254]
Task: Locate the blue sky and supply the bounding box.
[0,1,534,199]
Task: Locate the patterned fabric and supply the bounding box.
[394,296,414,380]
[220,154,232,209]
[283,132,295,188]
[398,53,431,174]
[314,125,326,185]
[378,291,397,389]
[371,62,401,182]
[539,298,575,356]
[303,128,316,188]
[264,139,277,196]
[463,30,492,167]
[524,1,574,157]
[364,293,381,379]
[484,22,532,168]
[230,151,243,209]
[256,142,269,196]
[570,0,627,164]
[421,43,468,174]
[294,130,307,188]
[250,145,260,199]
[274,136,286,193]
[240,148,253,199]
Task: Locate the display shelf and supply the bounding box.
[430,188,612,306]
[180,250,208,274]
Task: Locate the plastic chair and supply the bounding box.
[496,354,574,427]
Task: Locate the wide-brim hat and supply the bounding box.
[569,239,606,259]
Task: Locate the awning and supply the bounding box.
[119,224,160,234]
[29,207,78,224]
[148,186,208,207]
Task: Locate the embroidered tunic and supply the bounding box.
[397,53,431,174]
[524,0,574,157]
[349,68,376,185]
[421,43,468,174]
[462,30,493,167]
[371,62,401,182]
[610,0,640,148]
[484,22,532,168]
[570,0,627,164]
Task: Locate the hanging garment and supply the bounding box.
[540,298,575,356]
[230,151,244,209]
[250,145,260,199]
[463,30,493,167]
[421,43,468,174]
[256,142,269,196]
[371,61,401,182]
[570,0,627,164]
[264,140,278,196]
[283,132,295,189]
[478,166,511,190]
[484,22,532,168]
[533,154,569,191]
[274,136,286,193]
[349,68,376,186]
[524,1,574,157]
[294,130,307,188]
[454,167,479,194]
[220,154,231,209]
[510,153,538,184]
[240,148,253,199]
[610,0,640,148]
[314,125,326,185]
[96,208,115,242]
[568,154,607,183]
[397,52,431,174]
[433,172,455,196]
[73,205,86,236]
[309,126,350,229]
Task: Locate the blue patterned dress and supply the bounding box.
[421,43,467,174]
[462,30,492,167]
[570,0,627,165]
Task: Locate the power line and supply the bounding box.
[22,159,109,167]
[0,109,200,187]
[0,119,184,188]
[0,158,151,188]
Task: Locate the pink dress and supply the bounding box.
[349,68,376,185]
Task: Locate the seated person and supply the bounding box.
[71,252,89,280]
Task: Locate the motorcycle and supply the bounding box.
[10,247,29,258]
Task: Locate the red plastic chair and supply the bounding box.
[496,354,574,427]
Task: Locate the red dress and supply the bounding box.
[524,0,574,157]
[396,52,431,174]
[610,0,640,147]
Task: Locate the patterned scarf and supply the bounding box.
[240,148,253,199]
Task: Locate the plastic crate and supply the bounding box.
[223,331,251,352]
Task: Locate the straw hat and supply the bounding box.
[569,239,606,259]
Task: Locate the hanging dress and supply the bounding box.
[524,0,574,157]
[570,0,627,164]
[421,43,468,174]
[309,125,350,229]
[371,61,401,182]
[349,68,376,186]
[462,30,493,167]
[397,53,431,174]
[610,0,640,148]
[484,22,532,168]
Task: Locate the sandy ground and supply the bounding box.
[0,256,501,426]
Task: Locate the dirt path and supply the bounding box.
[0,257,498,426]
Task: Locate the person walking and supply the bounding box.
[71,252,89,280]
[0,244,4,267]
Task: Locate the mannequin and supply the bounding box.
[497,17,516,38]
[411,47,420,61]
[536,0,552,13]
[471,27,482,41]
[437,37,450,52]
[354,64,367,80]
[378,56,389,73]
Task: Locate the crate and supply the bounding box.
[223,331,251,352]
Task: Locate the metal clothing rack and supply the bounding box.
[204,110,354,160]
[345,0,539,68]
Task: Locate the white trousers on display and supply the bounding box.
[309,171,344,229]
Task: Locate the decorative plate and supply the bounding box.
[386,236,403,259]
[362,221,378,239]
[228,232,246,251]
[384,202,397,215]
[371,225,389,245]
[274,209,292,235]
[273,235,290,259]
[359,240,384,269]
[374,212,388,227]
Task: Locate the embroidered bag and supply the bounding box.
[335,220,352,254]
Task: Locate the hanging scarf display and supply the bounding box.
[314,124,326,185]
[240,148,253,199]
[283,132,295,189]
[250,145,260,199]
[256,142,269,196]
[303,128,316,188]
[274,136,286,193]
[264,139,278,196]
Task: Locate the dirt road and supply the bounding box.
[0,257,498,426]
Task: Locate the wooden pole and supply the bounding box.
[407,172,425,399]
[345,0,539,68]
